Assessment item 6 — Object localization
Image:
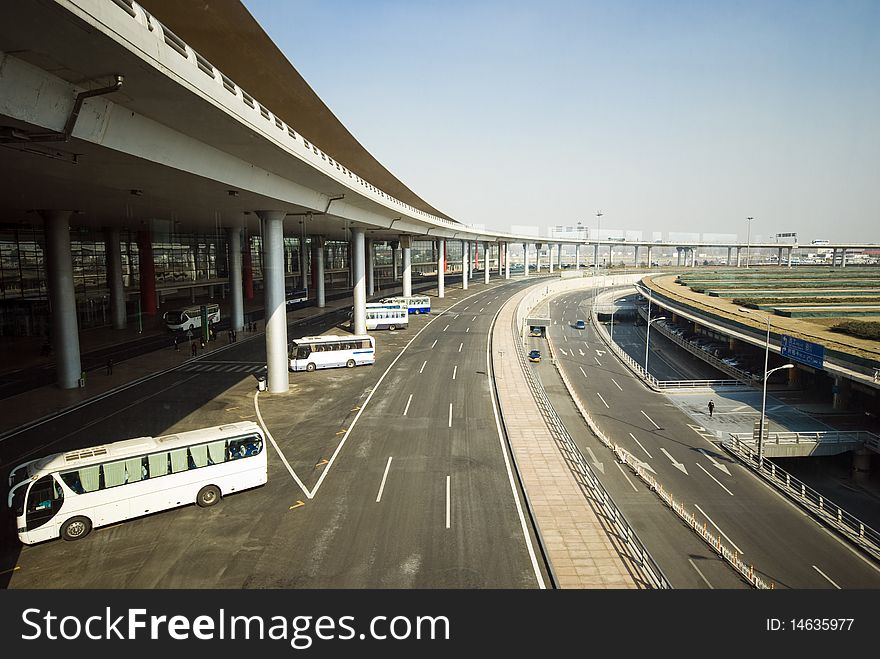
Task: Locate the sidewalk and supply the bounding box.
[492,286,641,588]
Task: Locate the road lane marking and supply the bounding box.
[289,500,305,510]
[641,410,662,429]
[448,403,453,427]
[698,449,731,475]
[559,348,568,356]
[628,432,653,459]
[430,340,437,349]
[578,349,584,356]
[694,504,743,554]
[0,566,21,575]
[466,327,470,333]
[610,378,623,391]
[596,392,610,409]
[660,447,688,475]
[696,463,734,496]
[315,458,328,468]
[419,361,427,374]
[254,391,312,498]
[812,565,841,589]
[594,357,602,366]
[472,316,477,321]
[403,393,413,416]
[446,475,451,528]
[579,367,587,377]
[459,342,463,352]
[563,335,568,342]
[452,366,458,380]
[443,324,449,332]
[615,462,638,491]
[688,559,714,589]
[376,457,393,503]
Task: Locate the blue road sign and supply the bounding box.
[780,335,824,369]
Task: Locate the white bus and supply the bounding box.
[289,334,376,372]
[379,295,431,314]
[364,303,408,331]
[7,421,266,545]
[163,303,220,332]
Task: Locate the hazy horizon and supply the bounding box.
[244,0,879,243]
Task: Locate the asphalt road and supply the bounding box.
[0,275,549,588]
[542,290,880,589]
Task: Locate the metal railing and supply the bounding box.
[723,435,880,562]
[512,311,671,589]
[728,430,879,449]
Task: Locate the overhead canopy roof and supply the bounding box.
[138,0,455,223]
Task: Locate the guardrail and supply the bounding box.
[723,435,880,562]
[512,308,672,589]
[541,329,774,588]
[728,430,879,449]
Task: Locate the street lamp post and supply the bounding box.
[759,364,794,462]
[645,315,667,375]
[595,211,603,274]
[745,217,754,269]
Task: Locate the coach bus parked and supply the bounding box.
[7,422,267,544]
[362,303,408,331]
[289,334,376,372]
[379,296,431,314]
[163,303,220,332]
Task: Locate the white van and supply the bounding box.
[163,304,220,332]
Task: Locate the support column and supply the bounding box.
[832,376,851,410]
[677,247,682,267]
[594,243,599,269]
[242,230,254,300]
[257,211,288,394]
[608,245,614,268]
[137,229,157,315]
[505,243,511,279]
[104,228,126,330]
[787,247,794,268]
[523,243,529,277]
[315,236,326,308]
[497,243,503,277]
[736,247,742,267]
[777,247,783,266]
[437,239,445,298]
[558,244,563,271]
[727,247,732,266]
[352,228,366,335]
[575,244,580,270]
[536,244,542,272]
[401,235,412,297]
[484,243,490,284]
[391,241,399,281]
[831,248,838,267]
[634,245,640,268]
[367,239,375,297]
[226,227,244,331]
[42,211,81,389]
[841,249,847,268]
[647,245,653,267]
[462,240,469,290]
[852,448,872,484]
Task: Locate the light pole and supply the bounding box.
[645,315,667,375]
[595,211,603,274]
[758,364,794,461]
[745,217,754,269]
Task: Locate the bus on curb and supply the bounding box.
[163,303,220,332]
[7,422,267,545]
[289,334,376,372]
[363,303,408,331]
[379,295,431,314]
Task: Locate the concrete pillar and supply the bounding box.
[505,243,511,279]
[497,243,503,277]
[841,249,847,268]
[226,227,244,331]
[647,245,653,267]
[392,241,399,281]
[575,244,580,270]
[677,247,682,267]
[736,247,742,267]
[462,240,469,290]
[608,245,614,267]
[832,376,851,410]
[256,211,289,393]
[536,244,542,272]
[594,243,599,269]
[727,247,732,266]
[787,247,793,268]
[634,245,640,268]
[831,248,838,267]
[136,229,157,315]
[852,448,872,483]
[314,236,326,308]
[367,238,375,297]
[548,242,554,273]
[104,228,126,330]
[557,244,562,271]
[42,211,81,389]
[401,235,412,297]
[484,243,490,284]
[352,228,366,335]
[777,247,783,266]
[242,231,254,300]
[437,239,445,298]
[692,249,698,267]
[523,243,529,277]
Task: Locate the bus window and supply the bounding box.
[148,453,170,478]
[207,440,226,466]
[103,460,128,488]
[170,448,189,474]
[229,436,262,459]
[190,444,209,468]
[26,475,64,531]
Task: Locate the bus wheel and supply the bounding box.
[346,359,356,368]
[306,362,317,372]
[389,325,396,331]
[61,516,92,541]
[197,485,221,507]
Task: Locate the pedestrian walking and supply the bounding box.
[191,342,197,357]
[232,330,237,343]
[106,358,113,375]
[209,326,216,342]
[707,400,715,418]
[227,330,232,343]
[173,335,179,351]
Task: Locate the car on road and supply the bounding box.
[528,349,541,363]
[575,319,586,330]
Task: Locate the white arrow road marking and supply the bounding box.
[585,447,605,474]
[696,463,734,496]
[578,349,585,356]
[629,455,656,474]
[559,348,568,356]
[595,349,606,355]
[694,504,743,554]
[629,432,653,459]
[660,447,688,475]
[698,448,731,475]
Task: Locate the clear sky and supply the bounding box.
[243,0,879,242]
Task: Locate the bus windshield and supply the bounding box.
[165,311,185,324]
